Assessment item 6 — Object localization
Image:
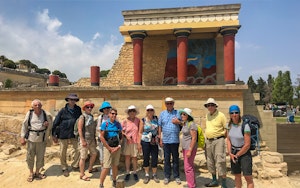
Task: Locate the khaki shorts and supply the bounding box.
[103,146,121,168]
[79,140,97,159]
[122,143,138,157]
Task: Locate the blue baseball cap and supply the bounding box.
[229,105,240,113]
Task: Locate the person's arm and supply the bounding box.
[20,112,30,145]
[137,119,144,151]
[186,128,197,158]
[78,116,86,147]
[226,131,236,162]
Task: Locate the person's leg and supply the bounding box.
[171,143,180,179]
[26,141,35,182]
[125,155,131,173]
[35,142,46,177]
[87,141,98,171]
[205,140,218,186]
[214,138,227,187]
[244,175,254,188]
[99,168,109,185]
[184,148,197,188]
[234,174,242,188]
[163,144,171,180]
[79,144,90,180]
[59,139,68,171]
[141,141,150,184]
[100,146,113,186]
[71,138,80,169]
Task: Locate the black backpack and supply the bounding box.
[241,114,260,150]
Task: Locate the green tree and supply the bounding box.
[18,59,38,70]
[3,59,16,69]
[52,70,67,78]
[295,74,300,99]
[282,71,293,104]
[4,79,13,88]
[272,71,284,103]
[100,69,110,77]
[0,55,8,63]
[256,77,267,104]
[247,76,257,92]
[36,68,51,75]
[264,74,274,103]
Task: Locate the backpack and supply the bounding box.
[25,109,48,141]
[241,114,260,150]
[74,115,85,137]
[187,122,205,149]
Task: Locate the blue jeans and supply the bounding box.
[163,143,180,179]
[141,141,158,167]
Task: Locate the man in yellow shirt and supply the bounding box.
[204,98,227,188]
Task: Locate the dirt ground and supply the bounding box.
[0,146,299,188]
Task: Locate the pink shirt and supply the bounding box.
[122,117,140,144]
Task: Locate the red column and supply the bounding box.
[90,66,100,86]
[220,26,240,84]
[174,29,191,85]
[129,31,147,85]
[48,74,59,86]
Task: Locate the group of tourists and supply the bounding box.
[20,94,254,188]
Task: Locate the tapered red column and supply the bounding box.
[90,66,100,86]
[174,28,191,86]
[129,30,147,85]
[220,26,241,84]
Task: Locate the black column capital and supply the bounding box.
[129,30,147,39]
[174,28,192,37]
[220,25,241,36]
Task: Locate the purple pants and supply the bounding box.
[183,148,197,188]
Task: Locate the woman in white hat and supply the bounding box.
[179,108,198,188]
[122,105,141,182]
[138,104,160,184]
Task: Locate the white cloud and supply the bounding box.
[0,9,122,82]
[250,65,290,79]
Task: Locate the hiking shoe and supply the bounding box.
[153,175,160,183]
[164,178,170,185]
[175,178,181,185]
[112,180,116,188]
[124,173,130,182]
[143,176,150,184]
[133,173,139,181]
[62,170,69,177]
[205,181,219,187]
[71,166,79,171]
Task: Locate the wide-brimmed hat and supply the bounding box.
[179,108,194,121]
[99,101,112,112]
[204,98,218,108]
[65,93,79,102]
[125,105,139,115]
[229,105,240,113]
[146,104,155,110]
[165,97,174,102]
[82,101,95,110]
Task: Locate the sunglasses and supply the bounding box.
[103,107,111,110]
[165,102,174,105]
[69,99,77,101]
[110,112,118,115]
[86,106,94,109]
[230,112,239,114]
[206,104,216,107]
[147,109,154,112]
[181,113,188,116]
[128,109,136,113]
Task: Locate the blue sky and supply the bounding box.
[0,0,299,83]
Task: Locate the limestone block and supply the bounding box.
[3,144,18,155]
[261,151,283,163]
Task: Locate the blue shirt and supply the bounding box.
[100,120,122,138]
[158,109,181,144]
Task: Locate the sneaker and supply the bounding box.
[99,184,104,188]
[153,175,160,183]
[164,178,170,185]
[133,173,139,181]
[124,173,130,182]
[175,178,181,185]
[143,176,150,184]
[205,181,219,187]
[182,185,189,188]
[112,180,116,188]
